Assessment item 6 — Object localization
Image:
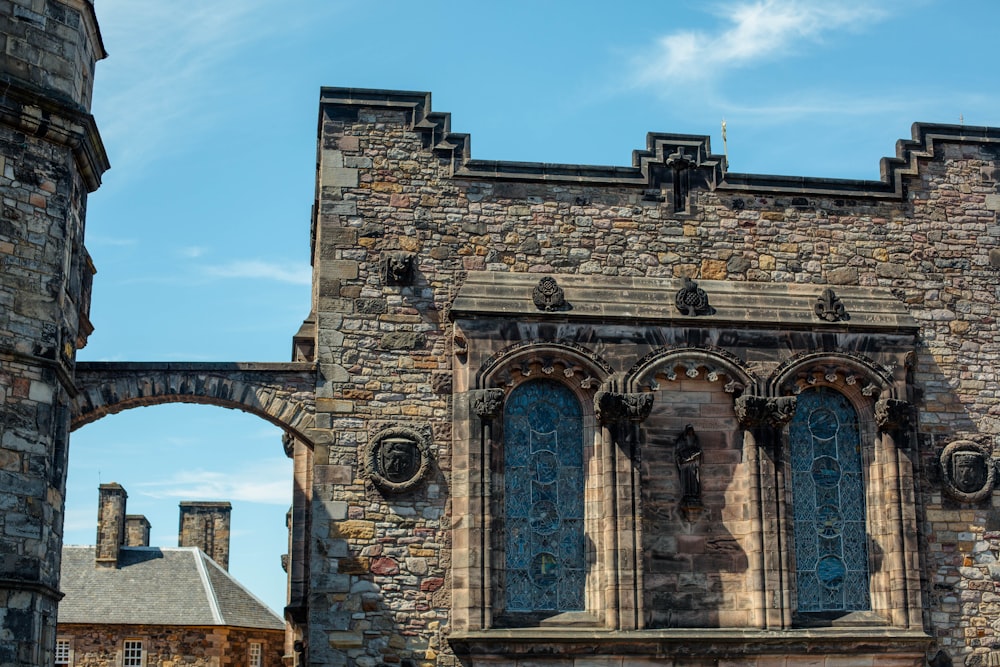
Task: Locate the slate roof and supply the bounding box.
[59,546,284,630]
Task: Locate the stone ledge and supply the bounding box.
[449,627,932,659]
[451,272,919,334]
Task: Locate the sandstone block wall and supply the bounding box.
[302,89,1000,667]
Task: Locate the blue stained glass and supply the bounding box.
[790,388,870,612]
[504,379,585,613]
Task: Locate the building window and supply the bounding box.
[122,640,143,667]
[249,642,262,667]
[54,639,70,666]
[502,379,585,614]
[789,387,870,612]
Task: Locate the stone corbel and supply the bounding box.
[734,395,797,458]
[380,251,416,285]
[594,391,654,459]
[470,388,505,455]
[875,398,915,450]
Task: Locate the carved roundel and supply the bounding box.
[364,426,432,494]
[940,440,996,503]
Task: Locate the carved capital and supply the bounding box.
[874,398,914,432]
[594,391,654,425]
[470,389,505,421]
[734,395,797,428]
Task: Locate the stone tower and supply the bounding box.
[0,1,108,666]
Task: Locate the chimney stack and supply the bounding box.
[178,502,232,570]
[95,484,127,568]
[125,515,151,547]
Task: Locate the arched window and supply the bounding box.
[502,379,585,613]
[789,387,870,613]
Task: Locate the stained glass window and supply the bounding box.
[503,379,585,613]
[789,388,870,612]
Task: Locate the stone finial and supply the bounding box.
[675,277,712,316]
[814,288,848,322]
[532,276,567,312]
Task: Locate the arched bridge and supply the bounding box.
[72,362,319,447]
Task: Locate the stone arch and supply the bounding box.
[476,340,614,394]
[624,345,757,396]
[767,351,898,408]
[71,362,318,447]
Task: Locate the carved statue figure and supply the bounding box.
[675,424,703,506]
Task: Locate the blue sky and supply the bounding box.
[70,0,1000,614]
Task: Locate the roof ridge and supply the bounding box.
[192,549,224,624]
[200,556,284,623]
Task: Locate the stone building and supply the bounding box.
[56,484,284,667]
[286,87,1000,667]
[7,3,1000,667]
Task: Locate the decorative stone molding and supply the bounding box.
[380,251,416,285]
[594,391,654,425]
[532,276,568,312]
[874,398,915,448]
[363,426,432,494]
[940,440,996,503]
[814,288,848,322]
[734,395,797,429]
[674,277,712,316]
[470,389,505,421]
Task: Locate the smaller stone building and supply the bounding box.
[57,484,284,667]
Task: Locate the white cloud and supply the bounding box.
[203,260,311,285]
[135,460,291,506]
[632,0,887,89]
[179,246,208,259]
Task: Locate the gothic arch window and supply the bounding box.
[501,379,585,614]
[789,387,870,613]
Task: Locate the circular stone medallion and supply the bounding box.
[940,440,996,503]
[364,426,432,494]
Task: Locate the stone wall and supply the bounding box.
[303,89,1000,667]
[0,2,107,665]
[58,624,284,667]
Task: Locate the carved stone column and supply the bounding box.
[468,388,504,628]
[594,391,653,630]
[734,394,797,629]
[875,397,921,628]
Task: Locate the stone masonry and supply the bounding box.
[8,4,1000,667]
[294,87,1000,667]
[0,2,107,666]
